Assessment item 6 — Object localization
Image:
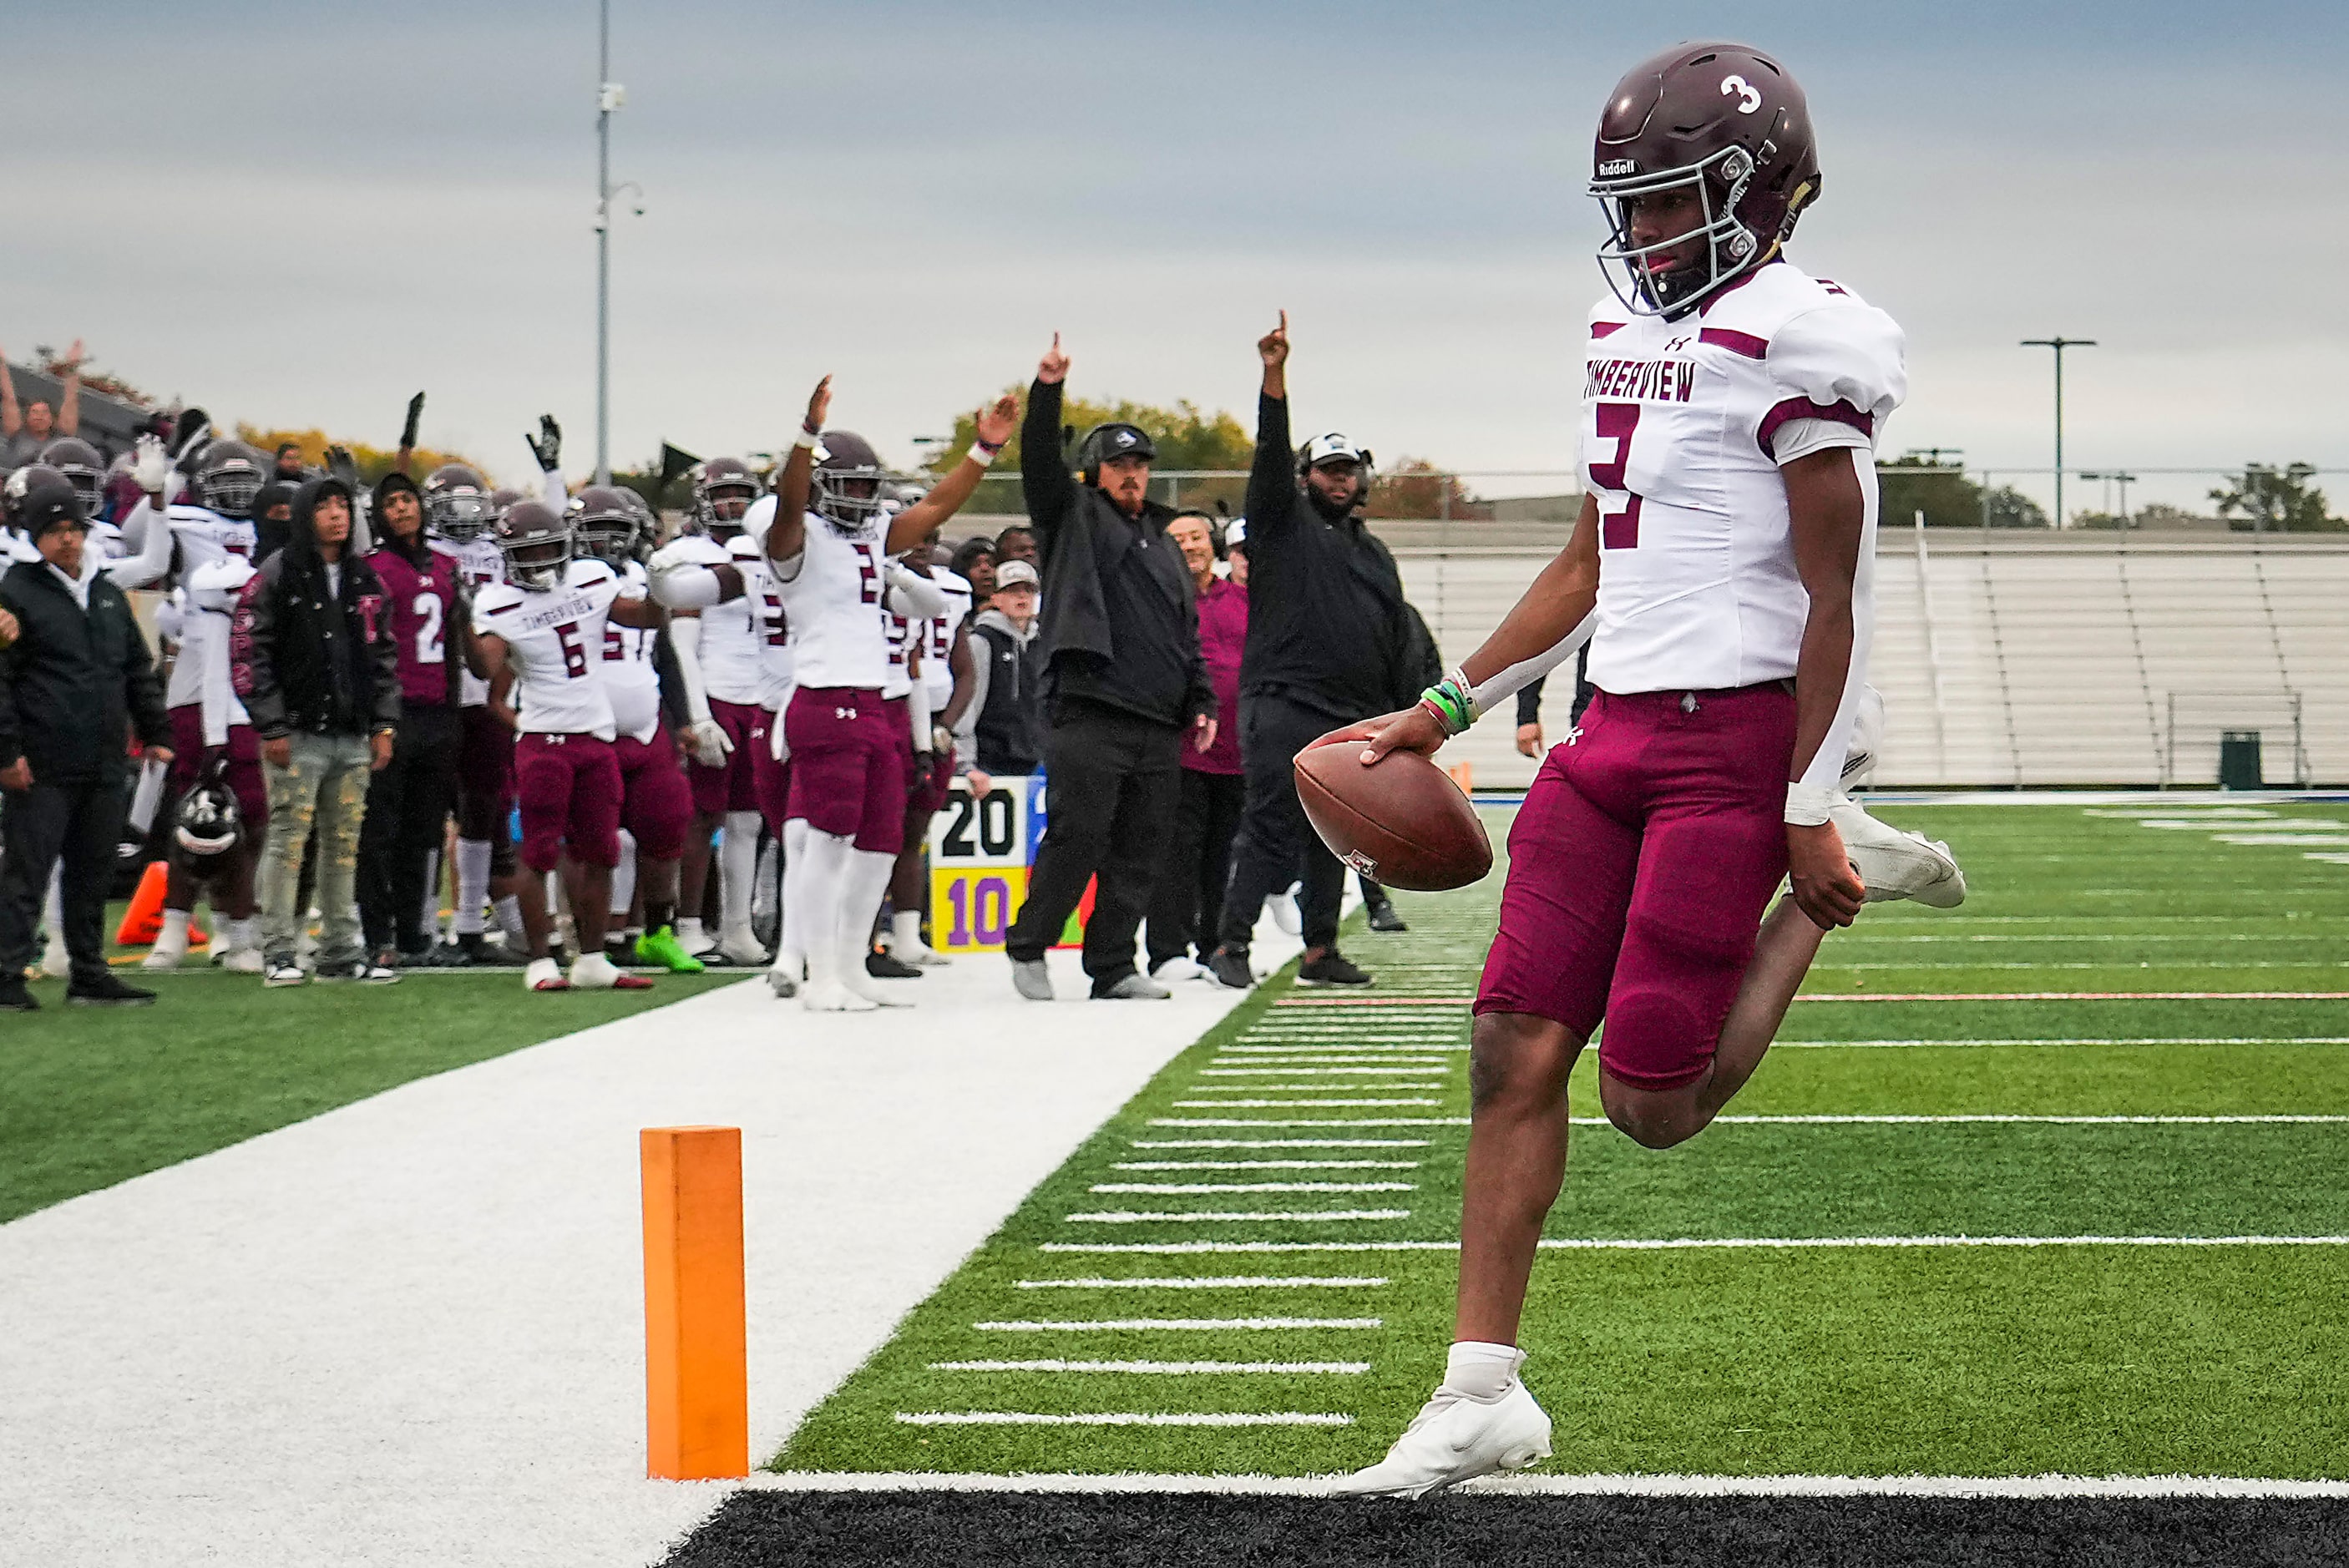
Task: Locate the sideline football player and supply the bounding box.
[1337,41,1965,1495]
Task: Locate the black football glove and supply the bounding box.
[401,392,426,451]
[528,415,562,473]
[325,444,361,489]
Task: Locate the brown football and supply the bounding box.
[1293,728,1493,892]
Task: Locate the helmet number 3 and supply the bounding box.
[1589,402,1645,550]
[1720,74,1761,113]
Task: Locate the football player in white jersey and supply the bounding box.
[665,457,781,966]
[878,527,976,969]
[1339,42,1966,1496]
[473,493,667,992]
[571,485,703,974]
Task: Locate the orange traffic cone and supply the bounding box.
[115,862,170,947]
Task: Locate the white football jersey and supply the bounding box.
[918,566,975,707]
[473,558,625,741]
[690,535,787,707]
[776,510,891,690]
[598,560,663,744]
[445,534,506,706]
[1579,262,1901,700]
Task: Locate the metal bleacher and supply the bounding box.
[1395,527,2349,792]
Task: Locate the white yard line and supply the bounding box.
[1089,1182,1417,1194]
[1013,1277,1389,1290]
[925,1360,1371,1374]
[0,917,1318,1568]
[894,1412,1352,1428]
[1126,1139,1430,1150]
[1774,1037,2349,1048]
[749,1469,2349,1499]
[1198,1067,1451,1075]
[1170,1098,1443,1108]
[972,1318,1383,1331]
[1062,1209,1412,1224]
[1110,1161,1420,1171]
[1036,1236,2349,1255]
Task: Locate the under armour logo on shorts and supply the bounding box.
[835,706,857,720]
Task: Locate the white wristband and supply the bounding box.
[967,443,1002,468]
[1784,781,1838,827]
[792,427,819,451]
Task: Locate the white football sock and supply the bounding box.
[792,829,855,996]
[1440,1341,1525,1404]
[496,893,526,944]
[890,908,927,957]
[453,838,491,935]
[610,830,638,917]
[43,865,64,937]
[752,838,781,928]
[773,818,812,978]
[418,849,441,941]
[678,916,709,953]
[720,812,762,935]
[838,848,899,1003]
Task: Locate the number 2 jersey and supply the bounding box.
[1579,260,1904,702]
[774,508,891,692]
[472,558,633,741]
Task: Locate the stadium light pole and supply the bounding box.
[593,0,635,487]
[2022,337,2094,529]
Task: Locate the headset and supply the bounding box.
[1073,422,1157,486]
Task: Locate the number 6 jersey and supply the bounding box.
[1579,260,1905,698]
[473,558,626,741]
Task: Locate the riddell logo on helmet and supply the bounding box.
[1598,158,1638,177]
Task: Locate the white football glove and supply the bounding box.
[688,717,734,767]
[931,725,954,756]
[131,433,170,494]
[768,716,791,763]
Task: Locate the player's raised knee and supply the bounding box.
[1466,1012,1579,1113]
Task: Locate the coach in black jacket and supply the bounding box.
[1003,335,1216,1003]
[232,474,401,983]
[1209,314,1417,991]
[0,483,172,1008]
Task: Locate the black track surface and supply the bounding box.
[660,1492,2349,1567]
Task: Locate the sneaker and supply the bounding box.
[218,947,266,974]
[1366,900,1409,933]
[865,949,924,980]
[1269,884,1304,937]
[0,979,38,1012]
[68,974,157,1007]
[766,954,802,999]
[39,935,70,980]
[1299,950,1373,988]
[455,932,529,968]
[1151,956,1207,984]
[803,981,878,1013]
[316,959,400,984]
[635,925,706,974]
[1830,799,1967,908]
[1095,972,1172,1000]
[1207,947,1254,990]
[570,952,653,990]
[1840,684,1886,790]
[1329,1380,1553,1498]
[142,927,190,970]
[1010,957,1054,1002]
[263,961,306,989]
[524,957,570,992]
[712,926,770,968]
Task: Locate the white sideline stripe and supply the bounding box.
[1128,1138,1430,1149]
[927,1360,1371,1375]
[1836,933,2343,944]
[1036,1235,2349,1255]
[972,1318,1382,1331]
[1088,1182,1417,1194]
[1171,1099,1442,1108]
[1198,1067,1450,1076]
[1111,1161,1421,1171]
[1063,1209,1410,1224]
[1776,1037,2349,1049]
[1153,1118,1470,1128]
[1189,1080,1446,1089]
[894,1412,1353,1428]
[752,1469,2349,1499]
[1014,1277,1390,1290]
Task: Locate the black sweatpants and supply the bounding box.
[357,703,462,955]
[1005,701,1182,992]
[1218,691,1350,954]
[0,779,128,984]
[1146,766,1245,971]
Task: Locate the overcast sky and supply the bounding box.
[8,1,2344,508]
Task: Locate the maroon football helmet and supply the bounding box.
[568,484,642,564]
[494,499,574,590]
[422,463,495,540]
[1588,41,1820,316]
[692,456,761,537]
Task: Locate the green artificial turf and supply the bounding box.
[0,964,743,1223]
[773,798,2349,1480]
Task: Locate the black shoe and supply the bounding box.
[1207,947,1254,990]
[865,949,924,980]
[1365,900,1409,933]
[68,973,158,1007]
[453,932,529,968]
[0,979,37,1012]
[1299,950,1373,988]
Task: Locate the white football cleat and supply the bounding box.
[524,956,570,992]
[802,980,877,1014]
[1329,1381,1552,1498]
[141,927,189,971]
[1152,957,1208,984]
[715,925,770,967]
[767,953,802,999]
[1831,798,1967,908]
[1269,884,1304,938]
[39,935,71,979]
[217,946,265,974]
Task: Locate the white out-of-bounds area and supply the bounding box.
[0,918,1309,1568]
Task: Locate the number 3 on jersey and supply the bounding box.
[1590,402,1644,550]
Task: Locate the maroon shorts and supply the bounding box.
[883,696,933,819]
[615,727,692,861]
[458,703,518,840]
[752,717,791,832]
[168,705,266,827]
[514,731,624,872]
[784,685,904,854]
[1475,683,1796,1092]
[688,698,768,818]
